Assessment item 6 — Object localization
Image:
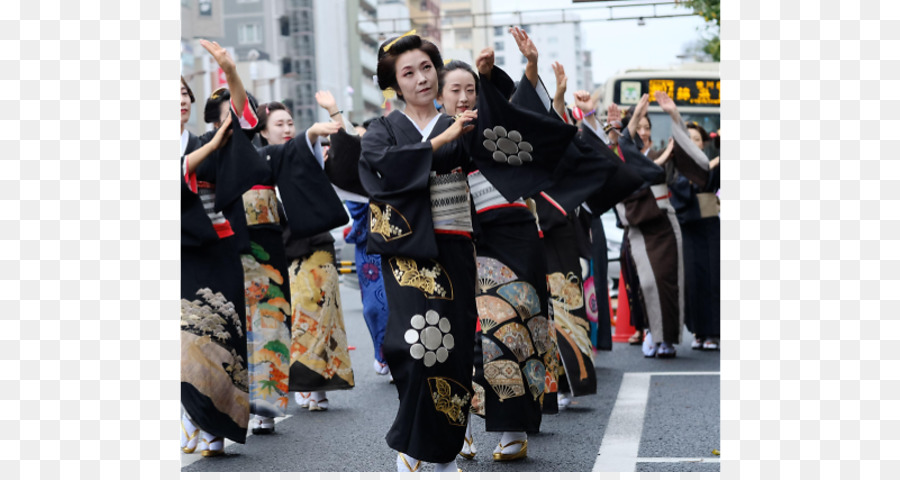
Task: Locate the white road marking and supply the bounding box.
[181,414,294,469]
[635,457,720,463]
[592,371,720,472]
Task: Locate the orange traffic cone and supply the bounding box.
[612,270,635,343]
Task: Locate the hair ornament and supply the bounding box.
[383,29,417,52]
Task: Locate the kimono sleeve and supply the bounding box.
[267,137,349,239]
[325,128,368,197]
[209,110,271,212]
[358,116,438,259]
[618,128,666,187]
[539,133,619,214]
[670,120,711,189]
[470,74,577,202]
[487,65,516,99]
[180,155,219,247]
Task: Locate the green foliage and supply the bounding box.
[263,340,290,362]
[679,0,720,62]
[250,241,270,262]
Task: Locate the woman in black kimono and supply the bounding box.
[202,89,349,434]
[359,33,481,473]
[654,91,719,351]
[180,39,271,457]
[611,95,685,359]
[253,101,355,413]
[438,56,549,462]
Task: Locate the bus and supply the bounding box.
[599,63,720,157]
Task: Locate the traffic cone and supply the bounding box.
[612,270,635,342]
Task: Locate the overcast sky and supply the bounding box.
[482,0,713,84]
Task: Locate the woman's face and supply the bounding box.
[438,69,477,116]
[261,110,295,145]
[394,49,438,107]
[181,85,192,126]
[636,117,651,145]
[688,128,704,151]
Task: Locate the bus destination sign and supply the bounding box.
[617,78,720,106]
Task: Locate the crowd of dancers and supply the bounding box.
[180,27,720,472]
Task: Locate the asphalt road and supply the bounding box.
[182,281,720,473]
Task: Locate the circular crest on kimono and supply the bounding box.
[482,126,534,166]
[405,310,455,367]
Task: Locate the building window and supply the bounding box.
[494,26,504,36]
[457,29,472,42]
[238,24,262,44]
[548,36,558,44]
[237,0,260,3]
[198,0,212,16]
[496,56,505,65]
[494,41,504,51]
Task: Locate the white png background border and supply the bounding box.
[0,0,892,479]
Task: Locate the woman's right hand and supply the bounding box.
[432,110,477,150]
[446,109,477,139]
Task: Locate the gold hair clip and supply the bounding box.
[381,87,397,109]
[383,29,417,52]
[210,86,226,99]
[444,58,453,65]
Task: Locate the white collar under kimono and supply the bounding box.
[181,128,190,156]
[401,110,442,141]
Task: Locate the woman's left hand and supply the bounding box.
[315,90,338,113]
[308,121,342,140]
[199,39,235,73]
[475,47,495,77]
[551,62,567,98]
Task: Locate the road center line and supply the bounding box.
[592,371,719,472]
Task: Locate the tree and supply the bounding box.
[677,0,720,62]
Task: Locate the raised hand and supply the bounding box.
[655,90,676,114]
[573,90,594,113]
[607,103,622,125]
[551,62,567,98]
[475,47,495,77]
[199,39,248,118]
[509,27,538,64]
[634,93,650,119]
[315,90,338,114]
[199,39,235,73]
[307,121,342,141]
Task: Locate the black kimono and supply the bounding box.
[360,110,478,463]
[667,122,718,340]
[181,108,270,444]
[468,70,564,431]
[232,132,350,419]
[274,136,356,394]
[612,127,685,346]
